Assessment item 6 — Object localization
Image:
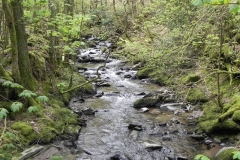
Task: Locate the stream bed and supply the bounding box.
[68,37,219,160]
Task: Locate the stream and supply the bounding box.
[68,37,217,160]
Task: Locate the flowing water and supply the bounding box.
[69,38,212,160]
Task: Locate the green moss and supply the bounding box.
[199,119,239,134]
[64,125,81,135]
[39,127,58,143]
[0,151,12,160]
[181,74,200,84]
[187,88,208,104]
[215,147,238,160]
[11,122,33,136]
[55,108,78,125]
[218,104,240,122]
[133,97,159,108]
[233,110,240,122]
[10,121,38,143]
[149,71,170,86]
[136,67,154,79]
[62,93,70,105]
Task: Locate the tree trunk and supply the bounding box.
[2,0,20,83]
[11,0,36,91]
[64,0,74,17]
[113,0,116,13]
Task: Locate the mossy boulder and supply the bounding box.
[11,122,38,143]
[233,110,240,122]
[215,147,238,160]
[149,71,170,86]
[136,67,154,79]
[64,125,81,136]
[181,74,200,84]
[39,127,58,143]
[199,119,239,134]
[133,96,162,108]
[187,88,208,104]
[11,122,33,136]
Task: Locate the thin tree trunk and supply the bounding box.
[11,0,36,90]
[2,0,20,83]
[113,0,116,13]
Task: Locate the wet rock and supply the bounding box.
[129,130,139,141]
[123,74,132,78]
[160,103,186,112]
[189,134,204,141]
[133,97,160,108]
[143,142,162,151]
[177,156,188,160]
[128,124,143,131]
[159,122,167,127]
[64,125,81,137]
[96,82,111,87]
[95,91,104,97]
[149,108,161,115]
[104,91,120,96]
[204,139,213,145]
[116,71,124,75]
[12,145,43,160]
[131,63,142,70]
[116,85,124,87]
[162,135,171,141]
[109,153,128,160]
[63,140,77,148]
[140,107,149,113]
[90,57,111,63]
[82,108,95,115]
[135,92,146,96]
[170,117,181,124]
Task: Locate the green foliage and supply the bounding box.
[192,0,240,13]
[27,106,39,113]
[19,90,37,98]
[49,156,64,160]
[0,108,9,120]
[10,102,23,112]
[2,81,24,89]
[4,132,15,140]
[233,151,240,160]
[194,154,210,160]
[57,82,68,91]
[36,95,49,103]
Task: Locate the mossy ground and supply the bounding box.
[0,56,94,159]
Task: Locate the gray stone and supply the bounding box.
[129,130,139,141]
[12,145,43,160]
[82,108,95,115]
[143,142,162,151]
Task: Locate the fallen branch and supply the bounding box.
[60,51,110,94]
[0,117,7,144]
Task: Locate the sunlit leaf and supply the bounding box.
[10,83,24,89]
[233,151,240,159]
[27,106,39,113]
[229,4,240,14]
[194,154,210,160]
[2,81,13,87]
[36,96,49,103]
[5,132,15,140]
[0,108,9,120]
[19,90,37,98]
[10,102,23,112]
